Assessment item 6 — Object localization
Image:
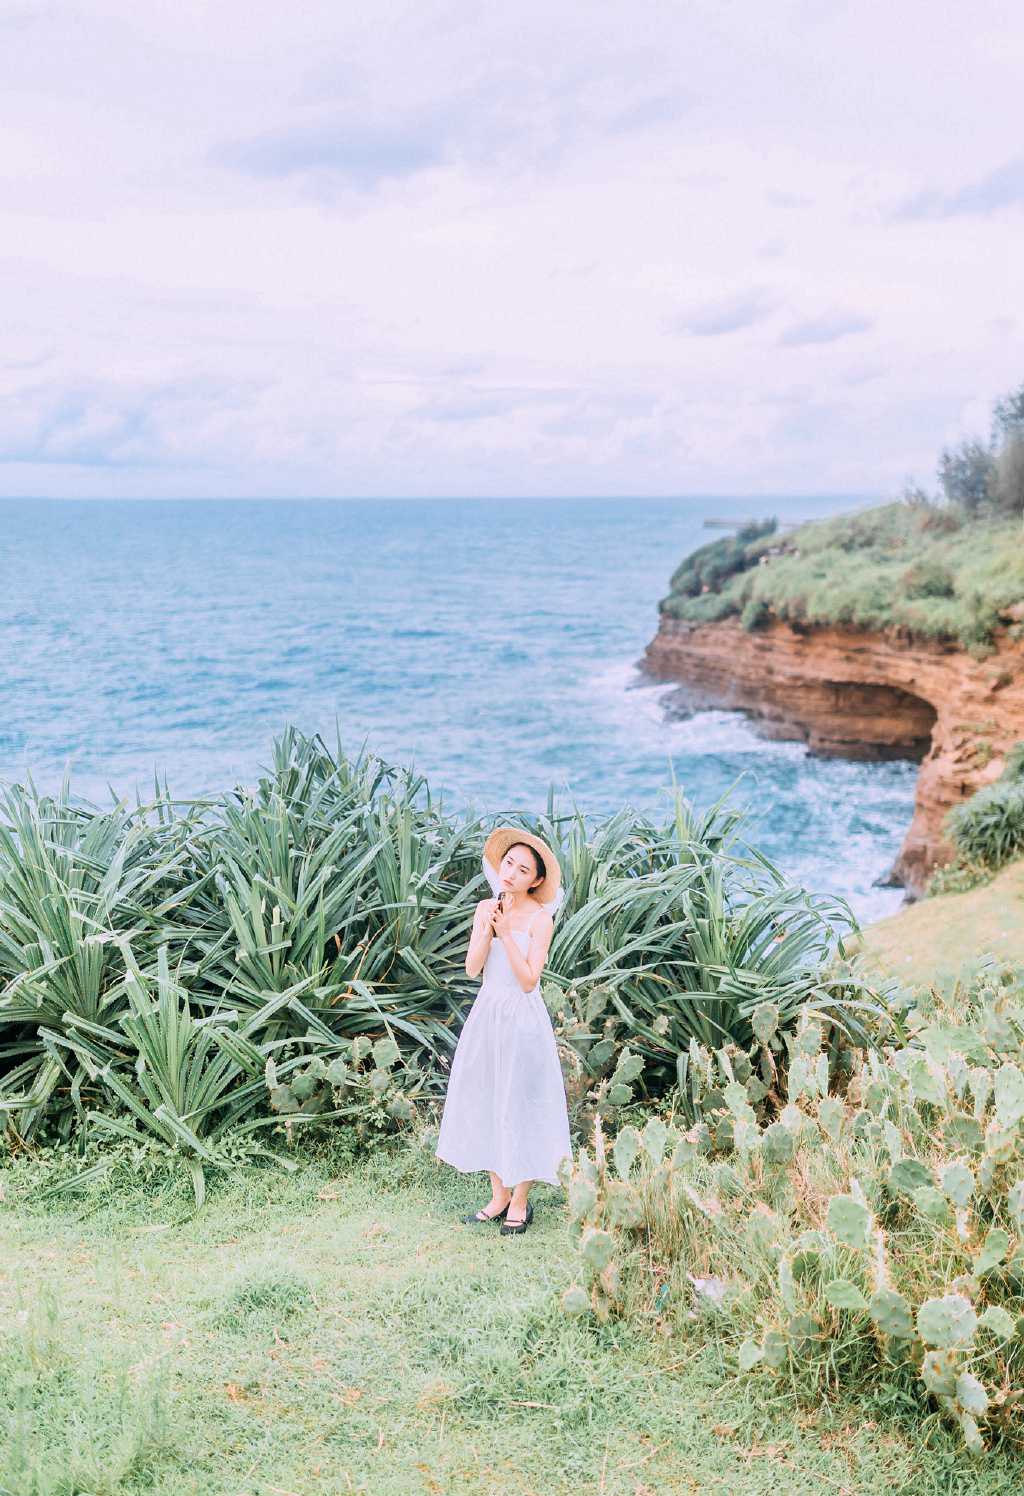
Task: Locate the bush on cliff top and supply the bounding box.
[660,378,1024,648]
[926,745,1024,895]
[944,746,1024,873]
[659,502,1024,649]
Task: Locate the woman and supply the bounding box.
[435,826,572,1235]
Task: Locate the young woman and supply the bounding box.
[434,827,572,1235]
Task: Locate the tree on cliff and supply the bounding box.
[936,379,1024,520]
[989,380,1024,520]
[937,439,994,513]
[992,380,1024,443]
[991,432,1024,520]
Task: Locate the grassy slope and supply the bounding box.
[2,1145,1020,1495]
[660,503,1024,647]
[854,860,1024,987]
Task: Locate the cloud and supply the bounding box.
[213,118,444,187]
[894,157,1024,220]
[672,290,775,337]
[413,385,571,425]
[214,60,693,192]
[608,91,689,133]
[0,0,1020,498]
[765,189,813,210]
[779,313,872,347]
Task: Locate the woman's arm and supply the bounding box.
[496,910,554,993]
[465,899,499,978]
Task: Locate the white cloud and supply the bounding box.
[0,0,1022,497]
[671,289,777,337]
[894,158,1024,221]
[779,312,873,348]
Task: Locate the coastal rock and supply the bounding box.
[643,617,1024,896]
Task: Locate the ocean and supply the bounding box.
[0,496,915,922]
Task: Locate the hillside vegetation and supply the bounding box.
[660,377,1024,650]
[659,503,1024,650]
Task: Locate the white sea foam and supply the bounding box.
[577,654,914,923]
[580,657,806,760]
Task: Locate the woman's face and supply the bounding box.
[499,843,541,896]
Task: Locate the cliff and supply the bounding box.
[643,615,1024,896]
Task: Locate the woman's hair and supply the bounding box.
[508,841,545,890]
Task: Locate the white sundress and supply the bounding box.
[435,906,573,1189]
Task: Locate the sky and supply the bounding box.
[1,0,1022,499]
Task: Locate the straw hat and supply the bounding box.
[483,826,561,906]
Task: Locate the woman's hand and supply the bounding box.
[491,900,514,940]
[466,898,500,978]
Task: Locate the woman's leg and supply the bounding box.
[488,1171,512,1207]
[506,1180,532,1225]
[469,1171,512,1220]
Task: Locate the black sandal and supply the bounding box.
[460,1200,511,1224]
[499,1201,534,1236]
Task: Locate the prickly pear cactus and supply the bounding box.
[264,1028,422,1137]
[555,964,1024,1452]
[560,1109,687,1323]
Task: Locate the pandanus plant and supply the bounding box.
[529,791,876,1105]
[0,781,190,1137]
[1,727,880,1167]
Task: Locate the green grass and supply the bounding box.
[2,1140,1021,1494]
[660,502,1024,649]
[854,861,1024,988]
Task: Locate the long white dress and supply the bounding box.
[435,907,573,1189]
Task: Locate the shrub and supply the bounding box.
[665,520,777,600]
[926,857,995,898]
[959,589,1004,649]
[901,481,934,509]
[902,559,955,600]
[945,746,1024,873]
[946,783,1024,872]
[740,597,772,631]
[559,963,1024,1453]
[659,590,737,624]
[1001,743,1024,784]
[919,503,964,534]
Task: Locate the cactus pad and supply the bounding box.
[869,1289,914,1339]
[917,1294,978,1349]
[826,1194,871,1248]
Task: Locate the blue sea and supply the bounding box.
[0,496,915,922]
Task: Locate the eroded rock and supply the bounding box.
[643,617,1024,895]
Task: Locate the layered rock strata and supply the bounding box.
[643,617,1024,896]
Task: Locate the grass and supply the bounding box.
[853,860,1024,987]
[2,1139,1022,1494]
[659,502,1024,649]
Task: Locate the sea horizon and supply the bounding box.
[0,494,916,922]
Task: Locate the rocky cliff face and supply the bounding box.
[643,616,1024,896]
